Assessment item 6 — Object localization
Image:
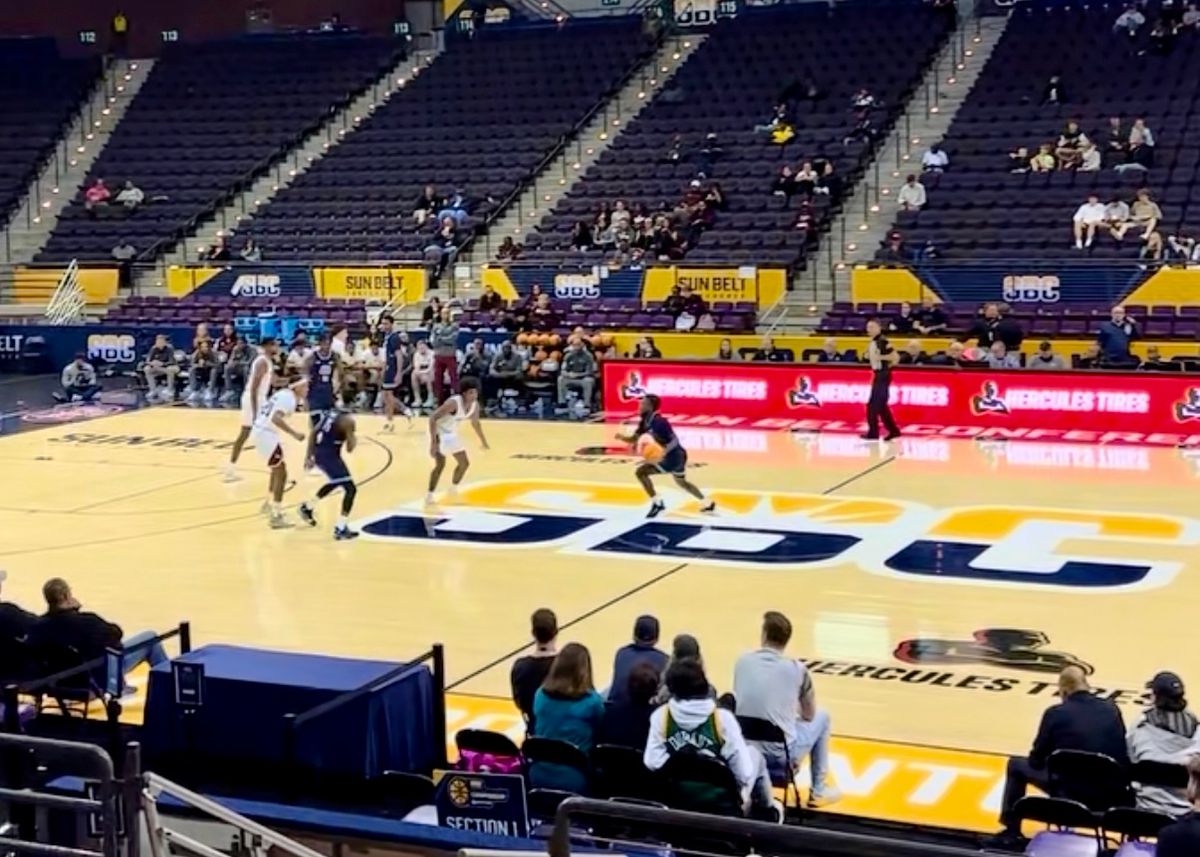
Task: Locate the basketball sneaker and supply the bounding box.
[298,503,317,528]
[334,526,359,541]
[647,498,666,518]
[269,512,293,529]
[700,501,716,514]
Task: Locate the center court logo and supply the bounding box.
[894,629,1093,675]
[230,274,281,298]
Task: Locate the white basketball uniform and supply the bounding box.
[433,394,476,455]
[240,352,275,428]
[251,388,299,461]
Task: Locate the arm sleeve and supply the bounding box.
[1028,709,1055,768]
[644,706,669,771]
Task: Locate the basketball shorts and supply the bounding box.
[314,448,351,484]
[656,447,688,476]
[252,428,283,464]
[382,365,399,389]
[435,431,465,456]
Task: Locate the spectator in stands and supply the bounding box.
[988,665,1128,851]
[558,336,598,411]
[1128,671,1200,816]
[816,338,843,363]
[224,336,251,400]
[459,339,488,382]
[1055,120,1089,170]
[571,220,594,252]
[792,162,818,200]
[143,334,179,402]
[478,284,503,314]
[1104,196,1132,239]
[1028,341,1066,370]
[611,200,631,233]
[896,174,926,211]
[889,301,916,333]
[914,297,948,334]
[1185,2,1200,28]
[487,340,524,404]
[115,180,144,213]
[875,231,909,264]
[771,165,798,208]
[430,307,460,403]
[929,341,966,366]
[1130,188,1162,241]
[1114,3,1146,36]
[411,340,435,408]
[663,286,686,317]
[496,237,522,261]
[754,336,789,362]
[900,340,929,365]
[598,661,661,750]
[510,607,558,732]
[425,217,461,278]
[57,354,100,403]
[754,103,790,135]
[1007,145,1031,173]
[1075,343,1103,369]
[646,657,778,818]
[530,643,604,792]
[1148,18,1176,54]
[681,285,707,319]
[965,302,1021,350]
[420,297,443,327]
[697,131,724,175]
[1128,118,1156,167]
[1079,141,1101,172]
[111,238,137,289]
[1097,305,1139,364]
[987,341,1020,369]
[437,188,470,227]
[188,340,217,402]
[0,570,35,678]
[652,634,717,706]
[286,333,312,381]
[412,185,440,227]
[84,178,111,216]
[27,577,168,680]
[240,237,262,263]
[922,143,949,173]
[1105,116,1128,163]
[717,339,739,361]
[662,134,684,165]
[608,615,669,704]
[1157,757,1200,856]
[850,87,876,112]
[1030,143,1057,172]
[1041,74,1066,105]
[203,235,231,262]
[529,293,559,333]
[1073,193,1107,249]
[1168,232,1200,263]
[733,611,839,807]
[635,336,663,359]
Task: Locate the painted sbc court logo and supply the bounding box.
[357,479,1198,591]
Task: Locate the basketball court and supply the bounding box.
[1,403,1197,830]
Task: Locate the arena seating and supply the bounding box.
[519,2,952,269]
[102,294,369,329]
[37,36,403,264]
[0,40,100,227]
[888,0,1200,259]
[236,20,650,262]
[456,297,758,332]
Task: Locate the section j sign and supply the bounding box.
[602,360,1200,448]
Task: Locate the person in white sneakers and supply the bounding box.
[1073,193,1107,249]
[425,377,488,506]
[251,378,308,529]
[224,337,278,482]
[733,611,840,808]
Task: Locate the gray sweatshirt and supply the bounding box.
[430,322,459,357]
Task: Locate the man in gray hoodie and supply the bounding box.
[429,308,460,404]
[1128,671,1200,816]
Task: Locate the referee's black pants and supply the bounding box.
[865,369,899,438]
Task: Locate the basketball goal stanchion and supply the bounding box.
[45,259,87,325]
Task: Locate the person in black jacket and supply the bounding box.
[987,666,1129,851]
[0,570,37,680]
[1158,757,1200,857]
[509,607,558,734]
[597,661,661,750]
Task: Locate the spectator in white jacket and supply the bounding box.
[1128,672,1200,817]
[644,658,778,819]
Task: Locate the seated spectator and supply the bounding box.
[570,220,593,251]
[421,297,443,327]
[1167,232,1200,263]
[1073,193,1107,249]
[188,339,217,400]
[1041,74,1066,105]
[792,201,816,242]
[608,615,669,703]
[558,336,598,411]
[771,165,797,208]
[285,335,312,380]
[791,161,818,199]
[1104,196,1132,239]
[1027,340,1066,370]
[1076,343,1103,369]
[754,336,790,362]
[733,612,839,807]
[899,340,928,365]
[889,301,916,333]
[111,237,136,265]
[437,188,471,226]
[1055,120,1089,169]
[1128,118,1156,167]
[987,341,1020,369]
[816,338,843,363]
[662,134,683,165]
[987,666,1129,851]
[1139,345,1172,371]
[842,113,874,147]
[1078,141,1101,172]
[681,285,707,318]
[697,132,724,174]
[1149,19,1176,54]
[459,339,488,380]
[850,87,876,112]
[635,336,663,359]
[754,103,790,135]
[1185,2,1200,28]
[411,340,435,408]
[645,658,777,818]
[1098,305,1138,363]
[26,577,168,681]
[143,334,179,402]
[716,338,739,361]
[651,633,714,704]
[412,184,440,226]
[875,231,909,264]
[202,235,231,261]
[487,340,524,403]
[114,179,144,212]
[1007,145,1031,173]
[55,353,101,403]
[914,297,948,334]
[529,293,559,333]
[928,340,966,366]
[1130,189,1162,242]
[598,662,662,750]
[424,217,461,278]
[511,608,558,732]
[1030,143,1057,172]
[1105,116,1128,163]
[531,643,605,792]
[922,143,949,173]
[84,177,111,215]
[896,174,926,211]
[611,200,632,232]
[224,336,251,400]
[496,237,522,261]
[0,570,36,679]
[1156,758,1200,856]
[478,284,504,313]
[1114,3,1146,36]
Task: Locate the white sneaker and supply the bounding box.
[446,484,459,502]
[222,468,240,483]
[259,500,272,515]
[424,492,436,506]
[807,786,842,808]
[269,513,293,529]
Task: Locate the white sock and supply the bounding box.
[1075,238,1083,249]
[336,515,348,529]
[271,501,282,515]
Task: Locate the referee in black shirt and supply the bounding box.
[864,318,901,441]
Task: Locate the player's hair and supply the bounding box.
[317,332,332,345]
[530,608,558,645]
[260,337,277,347]
[865,316,882,328]
[459,377,481,394]
[642,393,662,412]
[543,642,594,699]
[379,313,394,323]
[762,610,793,647]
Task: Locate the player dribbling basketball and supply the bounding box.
[618,393,714,518]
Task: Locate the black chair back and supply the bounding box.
[455,728,521,760]
[522,737,591,774]
[1101,806,1174,841]
[1014,795,1099,830]
[376,770,437,810]
[657,752,743,817]
[1132,759,1190,790]
[592,743,653,800]
[526,787,577,823]
[736,715,797,808]
[1048,749,1134,812]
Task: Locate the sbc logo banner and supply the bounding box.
[601,360,1200,448]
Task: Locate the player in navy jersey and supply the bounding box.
[618,393,714,518]
[298,410,359,540]
[303,333,341,471]
[379,314,412,432]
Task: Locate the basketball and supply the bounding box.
[636,434,665,463]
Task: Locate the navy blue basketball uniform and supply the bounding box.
[382,332,402,389]
[636,412,688,475]
[308,349,337,425]
[312,411,352,484]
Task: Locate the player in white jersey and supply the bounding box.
[252,378,309,529]
[223,337,279,482]
[426,377,488,505]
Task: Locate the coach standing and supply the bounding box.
[863,318,901,441]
